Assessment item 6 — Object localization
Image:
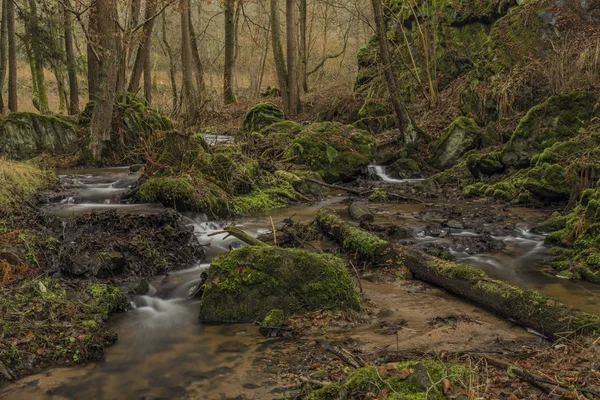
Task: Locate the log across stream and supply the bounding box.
[3,168,600,399]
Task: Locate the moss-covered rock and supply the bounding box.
[198,246,361,323]
[500,92,600,168]
[389,158,421,178]
[430,117,481,170]
[241,102,285,133]
[0,113,79,160]
[289,122,376,183]
[466,152,505,177]
[521,163,570,202]
[261,309,285,327]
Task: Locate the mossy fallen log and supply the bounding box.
[316,208,397,266]
[315,208,600,339]
[402,249,600,339]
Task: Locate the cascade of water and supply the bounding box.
[366,164,423,183]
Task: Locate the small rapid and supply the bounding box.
[366,164,423,183]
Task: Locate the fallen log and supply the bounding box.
[316,208,398,266]
[402,248,600,339]
[348,201,374,223]
[315,208,600,339]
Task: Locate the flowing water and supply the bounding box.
[366,164,423,183]
[2,168,600,399]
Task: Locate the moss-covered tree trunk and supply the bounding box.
[89,0,119,160]
[180,0,200,126]
[270,0,290,114]
[285,0,300,117]
[223,0,236,104]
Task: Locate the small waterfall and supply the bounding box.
[367,164,423,183]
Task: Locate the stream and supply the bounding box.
[2,167,600,399]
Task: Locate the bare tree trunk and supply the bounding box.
[126,0,142,69]
[180,0,200,126]
[64,0,79,114]
[27,0,49,113]
[371,0,417,144]
[188,7,206,101]
[87,7,99,101]
[270,0,289,112]
[161,12,178,112]
[89,0,119,160]
[255,20,270,98]
[143,32,153,104]
[299,0,308,93]
[0,0,8,114]
[128,0,157,100]
[286,0,300,117]
[6,0,15,112]
[223,0,236,104]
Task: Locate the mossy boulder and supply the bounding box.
[289,122,376,183]
[0,112,78,160]
[241,102,285,133]
[259,120,303,136]
[261,309,285,327]
[389,158,421,178]
[500,92,600,168]
[521,163,570,202]
[198,246,361,323]
[466,152,505,177]
[430,117,481,170]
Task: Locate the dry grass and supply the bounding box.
[0,158,52,208]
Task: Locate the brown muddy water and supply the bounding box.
[1,168,599,399]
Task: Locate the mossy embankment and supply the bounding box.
[0,161,133,385]
[135,102,376,217]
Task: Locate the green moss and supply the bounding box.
[358,98,391,118]
[390,158,421,178]
[198,246,361,323]
[87,283,128,317]
[289,122,376,183]
[261,309,285,327]
[369,189,389,201]
[242,102,285,133]
[466,152,505,177]
[233,181,296,214]
[259,120,303,136]
[501,92,600,168]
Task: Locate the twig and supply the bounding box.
[270,217,277,246]
[208,227,268,247]
[304,177,365,195]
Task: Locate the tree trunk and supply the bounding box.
[26,0,49,114]
[285,0,300,117]
[89,0,119,160]
[128,0,157,101]
[180,0,200,126]
[299,0,308,93]
[63,0,79,115]
[316,208,397,266]
[188,7,206,101]
[6,0,15,112]
[270,0,289,112]
[126,0,142,69]
[143,35,153,104]
[371,0,418,144]
[223,0,236,104]
[0,0,8,114]
[87,7,99,101]
[161,12,178,112]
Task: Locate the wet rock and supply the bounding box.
[445,220,465,230]
[408,363,432,391]
[216,341,250,354]
[129,279,149,295]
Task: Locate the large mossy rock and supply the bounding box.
[500,92,600,168]
[430,117,481,170]
[198,246,361,323]
[242,102,285,133]
[0,113,78,160]
[289,122,376,183]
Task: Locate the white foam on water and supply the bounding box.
[367,165,424,183]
